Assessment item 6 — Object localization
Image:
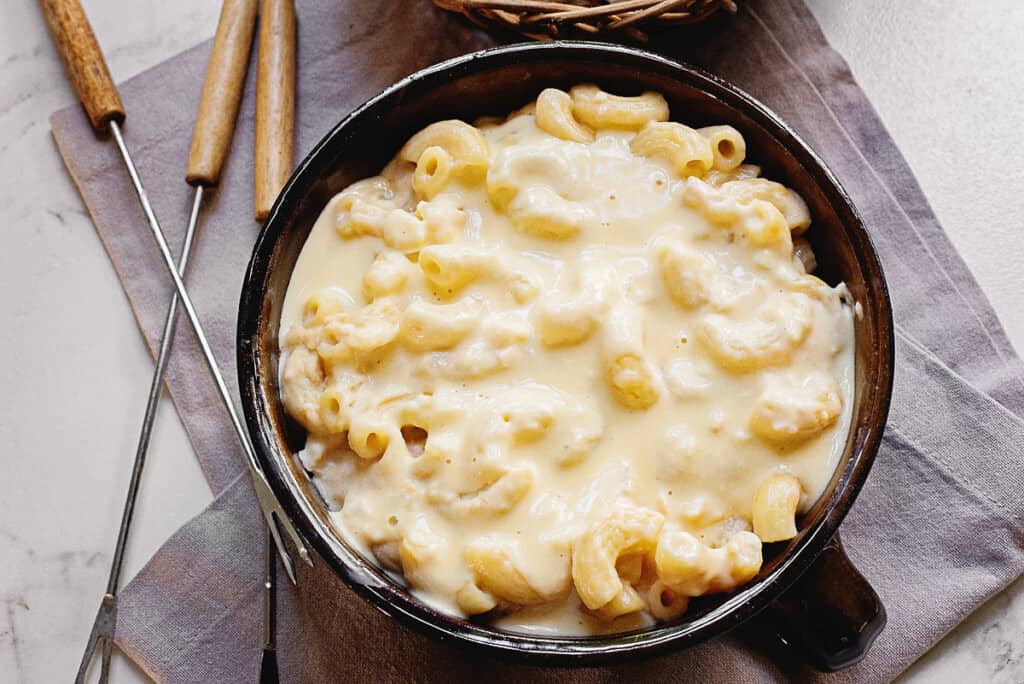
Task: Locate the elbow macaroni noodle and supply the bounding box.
[279,86,855,634]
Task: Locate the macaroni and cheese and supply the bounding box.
[278,86,855,634]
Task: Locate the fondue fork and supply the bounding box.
[38,2,313,679]
[253,1,296,681]
[39,0,309,581]
[47,1,260,681]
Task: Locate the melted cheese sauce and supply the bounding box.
[278,89,854,634]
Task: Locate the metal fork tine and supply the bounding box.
[75,594,117,684]
[74,625,100,684]
[99,638,113,682]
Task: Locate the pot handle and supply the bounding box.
[763,532,886,672]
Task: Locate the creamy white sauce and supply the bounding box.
[277,87,855,634]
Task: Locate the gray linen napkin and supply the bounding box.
[50,0,1024,681]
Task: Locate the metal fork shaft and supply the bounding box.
[260,526,280,683]
[105,185,204,594]
[107,120,310,582]
[74,186,204,684]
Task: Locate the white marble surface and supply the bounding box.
[0,1,1021,682]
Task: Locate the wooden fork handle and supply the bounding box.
[186,0,259,187]
[254,0,297,221]
[39,0,125,131]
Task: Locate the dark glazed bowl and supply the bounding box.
[238,42,894,671]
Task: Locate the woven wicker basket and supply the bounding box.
[434,0,737,43]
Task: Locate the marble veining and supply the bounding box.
[0,0,1022,682]
[2,597,28,681]
[1,529,107,683]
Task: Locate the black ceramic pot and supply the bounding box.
[238,42,894,671]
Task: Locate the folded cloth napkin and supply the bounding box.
[51,0,1024,681]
